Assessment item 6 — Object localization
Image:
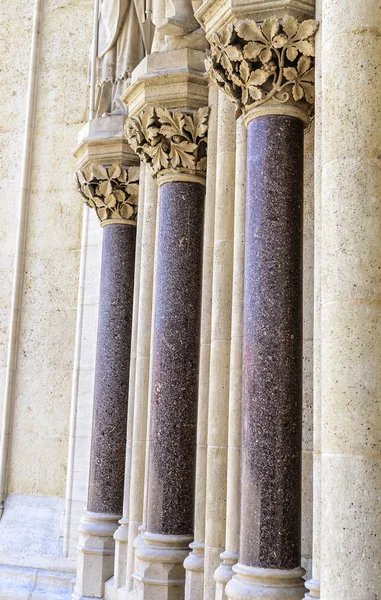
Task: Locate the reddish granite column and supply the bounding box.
[133,177,205,600]
[72,222,136,600]
[147,180,204,535]
[87,223,136,515]
[73,159,139,600]
[226,114,306,599]
[124,103,209,599]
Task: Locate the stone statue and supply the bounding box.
[156,0,208,52]
[94,0,152,116]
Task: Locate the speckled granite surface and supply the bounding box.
[88,224,136,515]
[147,181,204,536]
[241,115,304,569]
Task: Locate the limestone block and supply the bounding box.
[322,35,381,165]
[195,0,315,37]
[320,454,381,600]
[321,159,381,304]
[321,301,381,456]
[122,48,209,118]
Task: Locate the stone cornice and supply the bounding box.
[195,0,316,36]
[125,107,209,183]
[76,163,140,226]
[206,16,318,123]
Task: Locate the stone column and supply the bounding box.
[203,89,236,600]
[214,116,247,600]
[72,156,140,600]
[184,82,219,600]
[125,96,209,598]
[112,164,145,593]
[319,1,381,599]
[125,167,158,592]
[206,13,318,600]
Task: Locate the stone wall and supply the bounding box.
[0,0,92,586]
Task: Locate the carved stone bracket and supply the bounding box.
[206,16,318,122]
[125,107,209,182]
[76,163,140,226]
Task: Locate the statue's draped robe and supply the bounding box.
[95,0,145,116]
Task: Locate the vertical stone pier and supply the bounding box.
[203,10,318,600]
[320,0,381,598]
[123,49,209,599]
[72,117,140,600]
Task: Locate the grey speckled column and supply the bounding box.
[147,180,204,534]
[133,179,204,600]
[88,223,136,515]
[227,114,305,599]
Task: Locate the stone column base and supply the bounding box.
[132,531,193,600]
[304,579,320,599]
[215,551,238,600]
[184,541,204,600]
[225,564,306,600]
[113,518,129,589]
[72,511,120,600]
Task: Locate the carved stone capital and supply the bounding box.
[76,163,140,226]
[125,106,209,183]
[206,16,319,124]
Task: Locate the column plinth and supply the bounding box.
[226,565,306,600]
[184,542,205,599]
[215,551,238,600]
[303,579,320,599]
[132,532,193,600]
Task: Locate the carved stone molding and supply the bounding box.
[76,163,139,226]
[206,16,318,122]
[125,107,209,182]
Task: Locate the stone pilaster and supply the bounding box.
[204,10,318,600]
[72,118,139,600]
[319,1,381,598]
[123,50,209,599]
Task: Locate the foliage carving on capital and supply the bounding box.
[76,164,139,224]
[206,16,319,118]
[125,107,209,179]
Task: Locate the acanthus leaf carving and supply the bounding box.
[76,163,140,225]
[206,16,319,119]
[125,107,209,180]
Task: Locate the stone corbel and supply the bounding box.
[205,15,319,124]
[125,106,209,186]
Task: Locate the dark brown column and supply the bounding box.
[73,222,137,600]
[242,114,303,566]
[133,178,205,600]
[147,180,204,536]
[227,114,306,599]
[88,223,136,514]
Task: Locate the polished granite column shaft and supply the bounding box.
[227,114,305,599]
[88,223,136,515]
[73,222,136,600]
[133,179,204,599]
